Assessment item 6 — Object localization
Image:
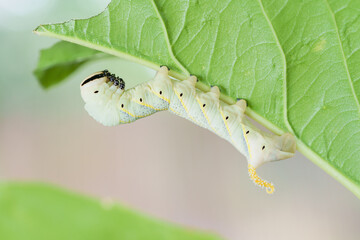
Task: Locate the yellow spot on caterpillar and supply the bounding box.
[313,39,326,52]
[221,110,241,147]
[220,109,239,145]
[121,105,156,119]
[134,101,160,111]
[174,89,189,112]
[220,110,232,137]
[118,119,128,124]
[169,106,181,115]
[174,89,199,124]
[196,97,220,135]
[248,164,274,194]
[241,124,251,159]
[150,89,170,103]
[120,108,135,118]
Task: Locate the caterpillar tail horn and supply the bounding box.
[248,164,275,194]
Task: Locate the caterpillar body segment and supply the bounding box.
[80,66,296,193]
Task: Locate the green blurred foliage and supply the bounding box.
[34,41,104,88]
[0,183,221,240]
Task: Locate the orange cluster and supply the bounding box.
[248,164,275,194]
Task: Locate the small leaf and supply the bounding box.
[0,182,221,240]
[34,41,103,88]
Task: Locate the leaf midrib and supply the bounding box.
[149,0,189,76]
[257,0,292,133]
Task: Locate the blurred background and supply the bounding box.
[0,0,360,239]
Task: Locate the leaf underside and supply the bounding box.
[34,0,360,199]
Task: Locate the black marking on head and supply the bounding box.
[246,130,249,134]
[109,74,116,82]
[203,104,206,107]
[262,146,265,150]
[81,73,104,86]
[159,91,162,95]
[121,104,124,108]
[94,91,99,94]
[83,70,125,90]
[140,98,143,102]
[225,116,229,120]
[119,78,125,90]
[180,93,183,97]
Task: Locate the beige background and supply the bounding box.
[0,0,359,239]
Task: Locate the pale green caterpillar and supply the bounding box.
[80,66,296,194]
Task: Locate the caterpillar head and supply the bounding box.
[247,130,296,169]
[80,70,125,102]
[80,70,125,126]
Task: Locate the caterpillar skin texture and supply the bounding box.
[80,66,296,194]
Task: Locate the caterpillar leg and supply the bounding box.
[156,66,170,78]
[210,86,221,99]
[153,65,171,86]
[236,99,247,114]
[190,74,199,82]
[185,75,197,87]
[248,164,275,194]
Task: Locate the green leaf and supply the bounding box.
[0,182,221,240]
[34,41,104,88]
[34,0,188,79]
[155,0,287,129]
[327,0,360,99]
[259,0,360,197]
[33,0,360,198]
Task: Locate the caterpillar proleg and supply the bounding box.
[80,66,296,194]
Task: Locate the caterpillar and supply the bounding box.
[80,66,296,194]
